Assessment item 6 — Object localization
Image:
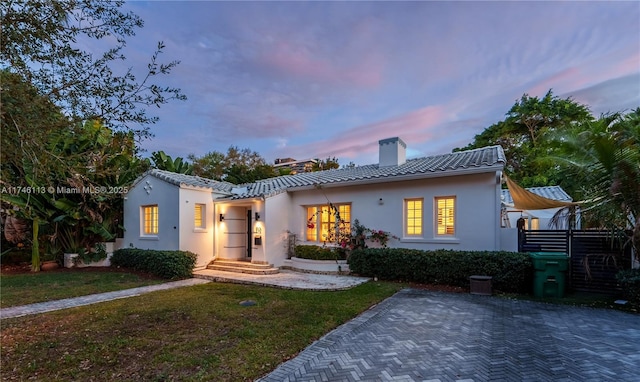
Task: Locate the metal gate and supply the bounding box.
[519,230,633,294]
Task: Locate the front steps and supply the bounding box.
[206,259,279,275]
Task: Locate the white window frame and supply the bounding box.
[141,205,159,236]
[305,203,351,244]
[435,196,456,236]
[194,203,206,230]
[404,198,424,238]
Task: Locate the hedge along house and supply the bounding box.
[123,137,508,271]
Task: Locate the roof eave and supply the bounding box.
[285,164,505,192]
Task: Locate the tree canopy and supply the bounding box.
[188,146,276,184]
[311,157,340,171]
[455,89,593,188]
[1,75,147,270]
[1,0,184,271]
[1,0,186,140]
[150,151,193,175]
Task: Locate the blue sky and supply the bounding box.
[120,1,639,166]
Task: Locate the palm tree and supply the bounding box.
[552,110,640,255]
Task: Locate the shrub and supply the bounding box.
[616,269,640,305]
[294,245,346,261]
[348,248,533,294]
[111,248,197,279]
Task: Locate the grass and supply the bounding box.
[0,269,165,307]
[0,280,404,381]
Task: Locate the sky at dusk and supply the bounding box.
[119,1,640,166]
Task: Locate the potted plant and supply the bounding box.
[40,237,61,271]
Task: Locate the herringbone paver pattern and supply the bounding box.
[258,289,640,381]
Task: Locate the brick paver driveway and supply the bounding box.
[258,289,639,381]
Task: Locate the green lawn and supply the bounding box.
[0,280,404,381]
[0,269,165,307]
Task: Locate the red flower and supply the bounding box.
[307,222,315,229]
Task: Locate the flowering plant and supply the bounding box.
[368,228,399,247]
[307,205,398,258]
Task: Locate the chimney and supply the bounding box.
[378,137,406,167]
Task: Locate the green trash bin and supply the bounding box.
[530,252,568,298]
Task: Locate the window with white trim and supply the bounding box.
[405,199,423,237]
[436,197,455,236]
[305,204,351,243]
[194,204,205,229]
[142,205,158,235]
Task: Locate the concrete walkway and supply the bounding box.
[193,268,370,291]
[0,270,369,320]
[0,278,211,319]
[258,289,640,382]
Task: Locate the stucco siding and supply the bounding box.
[178,188,215,268]
[123,174,180,251]
[263,192,293,267]
[288,172,501,251]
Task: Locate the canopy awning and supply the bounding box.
[504,176,577,210]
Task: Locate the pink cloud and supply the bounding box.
[526,67,583,97]
[256,40,383,88]
[276,105,448,161]
[528,48,640,98]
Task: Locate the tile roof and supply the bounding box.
[501,185,572,205]
[226,145,506,200]
[141,169,235,193]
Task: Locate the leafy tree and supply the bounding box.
[1,70,68,188]
[1,119,147,270]
[506,90,592,147]
[188,151,227,180]
[456,89,593,187]
[343,161,357,169]
[2,71,148,270]
[277,167,293,176]
[223,164,278,185]
[47,121,148,251]
[150,151,193,174]
[1,0,186,140]
[312,157,340,171]
[225,146,269,170]
[189,146,275,182]
[551,110,640,252]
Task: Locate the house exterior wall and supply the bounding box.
[178,187,215,268]
[262,192,293,267]
[123,175,180,251]
[251,199,268,264]
[288,172,502,252]
[500,228,518,252]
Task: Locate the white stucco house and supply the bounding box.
[123,137,509,270]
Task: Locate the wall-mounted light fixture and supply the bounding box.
[219,213,225,222]
[254,212,260,221]
[378,198,384,205]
